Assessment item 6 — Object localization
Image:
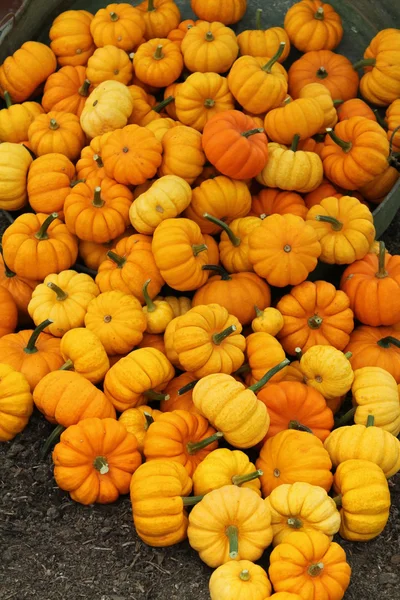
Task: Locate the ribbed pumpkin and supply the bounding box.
[49,10,95,67]
[28,111,86,162]
[250,188,307,220]
[246,332,288,385]
[118,405,161,454]
[181,21,239,74]
[0,364,33,442]
[264,98,325,145]
[344,326,400,382]
[90,3,145,51]
[209,560,272,600]
[59,328,110,384]
[27,153,76,215]
[0,251,38,323]
[158,125,206,184]
[42,66,91,117]
[0,92,44,143]
[0,143,33,211]
[284,0,343,52]
[159,372,200,414]
[86,45,133,87]
[237,9,290,60]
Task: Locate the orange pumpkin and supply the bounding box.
[75,132,112,181]
[28,111,86,161]
[0,287,18,338]
[344,326,400,383]
[264,98,325,145]
[246,332,288,385]
[159,372,200,414]
[49,10,95,67]
[181,20,239,74]
[0,92,44,144]
[386,99,400,152]
[250,188,307,220]
[284,0,343,52]
[90,3,145,51]
[359,166,400,204]
[86,45,133,87]
[78,228,134,271]
[304,178,341,209]
[158,125,206,185]
[27,153,76,215]
[297,135,326,157]
[191,0,246,24]
[237,9,290,61]
[337,98,377,122]
[137,0,181,40]
[42,66,91,117]
[133,38,183,88]
[167,19,196,47]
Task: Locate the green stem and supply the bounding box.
[109,11,118,21]
[201,264,231,280]
[40,424,65,459]
[287,517,303,528]
[255,7,263,29]
[24,319,53,354]
[186,431,223,454]
[0,243,15,277]
[316,67,328,79]
[294,347,303,360]
[147,0,155,11]
[315,215,343,231]
[332,494,342,507]
[4,90,12,108]
[332,99,343,106]
[376,241,388,278]
[178,380,198,395]
[205,31,214,41]
[142,279,156,312]
[239,570,250,581]
[143,412,154,430]
[241,127,264,137]
[92,186,105,207]
[153,96,174,113]
[153,45,164,60]
[204,98,215,108]
[334,406,356,428]
[248,359,290,393]
[192,244,208,256]
[377,336,400,349]
[93,456,109,474]
[203,213,240,247]
[353,58,376,70]
[262,42,286,72]
[49,118,60,130]
[93,154,104,168]
[226,525,239,559]
[326,127,352,152]
[70,178,86,187]
[308,315,323,329]
[78,79,91,96]
[373,109,388,130]
[35,212,59,240]
[314,6,324,19]
[291,134,300,152]
[47,281,68,301]
[254,306,264,317]
[144,389,170,402]
[212,324,237,345]
[59,359,74,371]
[234,363,251,376]
[366,415,375,427]
[288,420,313,434]
[107,250,126,268]
[308,562,324,577]
[181,495,204,506]
[232,469,263,486]
[344,351,352,360]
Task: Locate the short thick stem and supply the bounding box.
[147,0,155,11]
[294,347,303,360]
[366,415,375,427]
[0,243,15,277]
[288,420,313,434]
[315,215,343,231]
[153,45,164,60]
[143,412,154,430]
[308,562,324,577]
[59,359,74,371]
[181,495,204,506]
[144,389,170,402]
[377,336,400,349]
[107,250,126,268]
[109,11,119,21]
[35,213,59,240]
[92,186,105,208]
[262,42,285,72]
[205,31,214,41]
[24,319,53,354]
[376,241,388,278]
[192,244,208,256]
[78,79,91,96]
[201,264,231,280]
[353,58,376,70]
[333,494,342,507]
[142,279,156,312]
[334,406,356,428]
[226,525,239,559]
[326,128,352,152]
[93,154,104,168]
[255,7,263,29]
[314,6,324,19]
[288,517,303,529]
[186,431,223,455]
[332,99,343,106]
[204,98,215,108]
[177,380,198,395]
[232,469,263,486]
[248,359,290,393]
[47,281,68,301]
[49,118,60,130]
[4,90,13,108]
[203,213,241,247]
[254,306,264,317]
[212,324,237,346]
[153,96,174,113]
[316,67,328,79]
[291,134,300,152]
[308,315,323,329]
[40,424,65,459]
[241,127,264,138]
[239,570,250,581]
[93,456,109,474]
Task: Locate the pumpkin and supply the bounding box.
[284,0,343,52]
[304,178,341,208]
[359,165,399,204]
[28,111,86,162]
[86,45,132,87]
[159,371,199,414]
[49,10,95,67]
[33,370,115,426]
[151,218,209,291]
[28,270,99,338]
[188,485,273,568]
[333,459,390,541]
[297,135,326,157]
[344,326,400,382]
[76,132,112,181]
[256,429,333,498]
[0,41,56,103]
[164,316,188,369]
[257,381,334,442]
[167,19,196,47]
[237,9,290,61]
[80,80,134,139]
[181,21,239,74]
[184,176,252,234]
[158,125,206,184]
[0,320,63,392]
[53,417,141,504]
[248,213,321,287]
[386,99,400,151]
[175,72,235,132]
[266,482,340,546]
[27,153,76,215]
[0,143,33,210]
[340,242,400,326]
[203,216,259,273]
[192,361,289,448]
[162,82,182,119]
[321,117,390,190]
[59,328,110,384]
[156,295,192,318]
[246,332,288,385]
[192,265,271,326]
[104,347,175,411]
[133,38,183,88]
[0,364,33,442]
[129,175,191,235]
[42,66,91,118]
[256,138,323,194]
[143,409,221,476]
[118,405,161,454]
[324,416,400,479]
[209,560,271,600]
[145,116,182,141]
[202,111,269,180]
[288,50,359,101]
[96,234,164,302]
[300,345,354,400]
[277,280,354,355]
[337,98,377,122]
[192,163,221,186]
[269,530,351,598]
[299,82,338,131]
[78,228,133,271]
[0,92,44,143]
[264,98,325,145]
[137,0,181,40]
[250,188,307,220]
[142,279,175,334]
[90,3,145,50]
[64,177,133,243]
[85,290,146,355]
[130,459,193,547]
[252,307,284,336]
[138,332,166,354]
[2,212,78,281]
[355,29,400,106]
[227,45,288,114]
[126,84,158,126]
[191,0,246,24]
[0,250,37,322]
[352,366,400,437]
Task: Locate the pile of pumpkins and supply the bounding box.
[1,0,400,598]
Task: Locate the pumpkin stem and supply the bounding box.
[376,241,388,278]
[147,0,155,11]
[92,186,105,208]
[332,494,342,507]
[93,154,104,168]
[192,244,208,256]
[314,215,343,231]
[153,45,164,60]
[255,8,263,29]
[24,319,53,354]
[153,96,174,113]
[389,125,400,156]
[334,406,356,428]
[294,347,303,359]
[314,6,324,19]
[373,109,388,130]
[234,362,251,376]
[70,178,86,187]
[109,11,119,21]
[288,420,313,434]
[203,213,241,247]
[144,389,170,402]
[254,306,264,317]
[241,127,264,138]
[352,57,376,70]
[212,324,237,346]
[332,99,343,106]
[239,569,251,581]
[204,98,215,108]
[326,127,352,152]
[377,335,400,349]
[366,414,375,427]
[47,281,68,301]
[107,250,126,268]
[59,359,74,371]
[3,90,13,108]
[142,279,156,312]
[308,315,323,329]
[308,562,324,577]
[291,134,300,152]
[0,243,15,278]
[226,525,239,560]
[143,412,154,430]
[201,264,231,280]
[287,517,303,529]
[78,79,91,97]
[35,212,59,240]
[49,118,60,130]
[205,31,214,41]
[344,351,352,360]
[40,424,65,458]
[177,379,198,395]
[186,431,223,454]
[316,67,328,79]
[232,469,263,486]
[93,456,109,474]
[248,359,290,393]
[181,495,204,506]
[262,42,286,73]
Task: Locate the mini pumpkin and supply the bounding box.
[0,91,44,143]
[133,38,183,88]
[158,125,206,184]
[80,80,134,139]
[344,326,400,382]
[159,371,199,414]
[337,98,377,122]
[264,98,325,145]
[42,66,91,117]
[246,332,288,385]
[142,279,175,334]
[60,328,110,384]
[299,82,338,130]
[0,287,17,338]
[118,405,161,454]
[0,250,37,323]
[300,345,354,400]
[27,153,76,215]
[136,0,181,40]
[250,188,308,220]
[0,143,33,211]
[90,3,145,51]
[49,10,95,67]
[28,111,86,162]
[209,560,271,600]
[252,307,284,336]
[0,364,33,442]
[191,0,246,24]
[237,9,290,61]
[86,45,133,87]
[386,99,400,152]
[181,21,239,74]
[284,0,343,52]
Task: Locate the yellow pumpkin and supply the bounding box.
[251,307,284,336]
[119,405,162,454]
[0,143,33,210]
[59,328,110,383]
[80,80,134,139]
[0,364,33,442]
[209,560,272,600]
[352,367,400,436]
[300,345,354,400]
[0,92,44,143]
